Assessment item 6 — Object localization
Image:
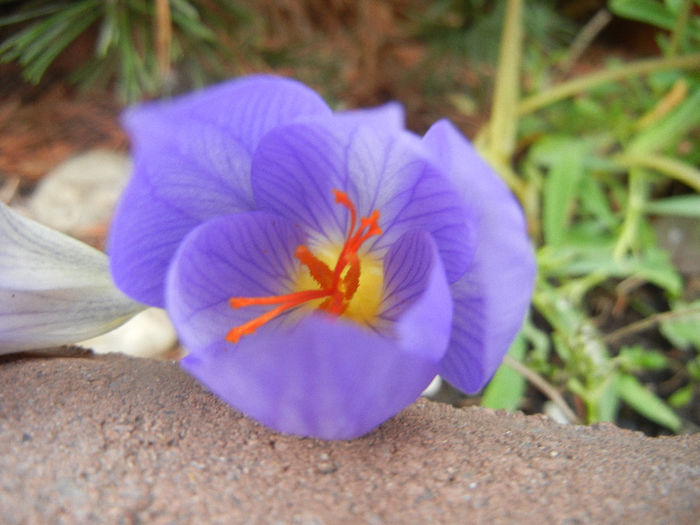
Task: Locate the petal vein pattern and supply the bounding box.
[108,76,535,439]
[109,76,332,306]
[168,211,452,439]
[0,203,143,353]
[252,121,475,282]
[423,120,536,393]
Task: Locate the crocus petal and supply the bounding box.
[380,230,453,361]
[251,120,475,283]
[423,120,536,393]
[109,75,332,307]
[0,203,143,353]
[181,318,441,439]
[167,213,452,439]
[165,211,304,352]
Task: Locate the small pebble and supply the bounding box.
[80,308,179,359]
[28,150,131,236]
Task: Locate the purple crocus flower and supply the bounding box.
[109,75,535,439]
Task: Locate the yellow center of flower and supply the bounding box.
[293,245,384,325]
[226,190,383,344]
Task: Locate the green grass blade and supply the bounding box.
[609,0,677,30]
[616,373,682,432]
[644,195,700,217]
[532,137,586,246]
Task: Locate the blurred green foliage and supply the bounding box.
[416,0,576,67]
[478,0,700,434]
[0,0,255,100]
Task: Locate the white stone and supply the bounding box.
[80,308,180,360]
[28,150,131,235]
[544,400,571,425]
[421,375,443,397]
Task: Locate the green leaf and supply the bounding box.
[660,301,700,350]
[532,136,587,246]
[627,88,700,155]
[171,0,216,41]
[0,0,101,83]
[540,242,683,295]
[0,4,63,27]
[171,0,201,20]
[617,374,682,432]
[481,333,527,411]
[617,345,669,371]
[578,175,617,228]
[596,373,622,423]
[23,8,100,83]
[645,195,700,217]
[689,355,700,380]
[609,0,677,30]
[668,384,694,408]
[96,2,119,58]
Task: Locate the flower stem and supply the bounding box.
[667,0,693,57]
[605,305,700,345]
[518,53,700,115]
[486,0,522,162]
[613,168,648,260]
[155,0,172,86]
[615,153,700,194]
[477,0,529,204]
[560,8,612,74]
[502,355,581,424]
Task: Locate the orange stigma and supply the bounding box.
[226,190,382,343]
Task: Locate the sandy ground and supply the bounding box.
[1,349,698,524]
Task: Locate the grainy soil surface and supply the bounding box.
[1,350,698,524]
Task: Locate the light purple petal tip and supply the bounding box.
[423,120,536,393]
[122,75,332,150]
